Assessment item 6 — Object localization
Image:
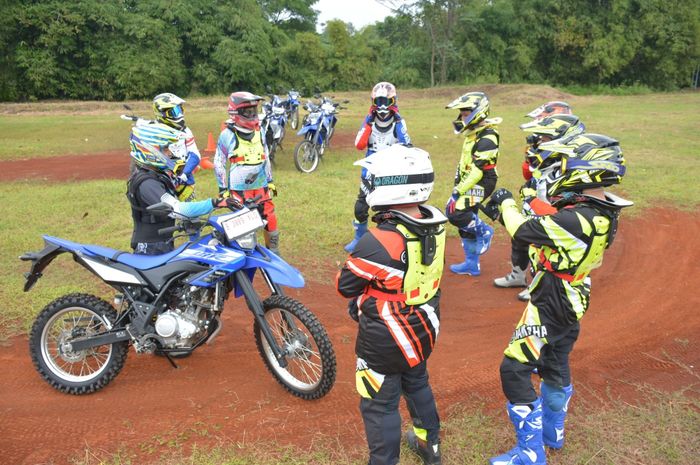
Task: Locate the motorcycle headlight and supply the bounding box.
[235,232,257,249]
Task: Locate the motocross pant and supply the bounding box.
[499,297,580,404]
[446,181,495,239]
[353,177,372,224]
[358,360,440,465]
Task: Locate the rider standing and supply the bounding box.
[214,92,280,255]
[482,135,630,465]
[127,124,235,255]
[337,146,446,465]
[493,113,585,301]
[344,82,411,253]
[150,93,202,201]
[444,91,501,276]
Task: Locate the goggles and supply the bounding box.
[164,104,184,119]
[237,106,258,118]
[373,96,396,108]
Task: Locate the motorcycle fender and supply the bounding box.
[296,125,317,136]
[243,247,305,288]
[19,240,66,292]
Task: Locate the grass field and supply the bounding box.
[1,85,698,464]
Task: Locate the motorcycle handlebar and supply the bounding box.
[120,115,138,121]
[158,225,181,236]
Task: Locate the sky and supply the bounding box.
[314,0,395,32]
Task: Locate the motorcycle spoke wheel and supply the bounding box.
[29,293,129,395]
[294,140,319,173]
[254,295,336,400]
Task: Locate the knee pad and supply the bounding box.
[354,199,369,223]
[541,382,566,412]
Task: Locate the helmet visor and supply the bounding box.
[165,105,184,119]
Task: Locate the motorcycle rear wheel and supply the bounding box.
[29,293,129,395]
[293,140,319,173]
[254,295,336,400]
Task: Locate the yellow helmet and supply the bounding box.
[445,92,489,134]
[520,114,585,147]
[153,93,186,130]
[535,134,626,198]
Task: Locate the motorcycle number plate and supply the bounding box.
[221,210,264,240]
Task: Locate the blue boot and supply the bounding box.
[344,221,368,253]
[475,217,494,255]
[450,238,481,275]
[489,399,546,465]
[542,382,574,449]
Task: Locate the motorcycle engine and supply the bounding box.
[155,286,216,349]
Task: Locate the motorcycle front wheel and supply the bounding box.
[290,108,299,130]
[293,140,319,173]
[29,293,129,395]
[254,295,336,400]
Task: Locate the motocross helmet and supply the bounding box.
[446,92,489,134]
[520,114,586,149]
[354,145,434,209]
[534,133,626,199]
[526,101,572,120]
[228,92,264,133]
[153,93,186,131]
[371,82,398,123]
[129,123,183,172]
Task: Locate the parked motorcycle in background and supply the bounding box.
[293,95,348,173]
[21,198,337,399]
[259,94,288,164]
[285,90,301,130]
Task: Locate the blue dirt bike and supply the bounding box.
[284,90,301,130]
[293,95,348,173]
[21,199,336,399]
[260,94,288,164]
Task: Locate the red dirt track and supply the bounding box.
[1,154,699,465]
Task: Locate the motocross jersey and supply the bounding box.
[453,124,499,197]
[355,114,411,178]
[214,128,272,192]
[501,198,615,324]
[336,206,446,374]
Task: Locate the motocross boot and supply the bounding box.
[517,288,531,302]
[542,382,574,449]
[344,221,368,253]
[450,238,481,276]
[405,428,442,465]
[475,218,494,255]
[489,399,546,465]
[494,265,528,288]
[265,230,280,256]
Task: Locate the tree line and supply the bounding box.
[1,0,698,101]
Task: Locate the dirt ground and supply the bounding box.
[1,152,699,465]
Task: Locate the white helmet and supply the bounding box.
[354,145,434,209]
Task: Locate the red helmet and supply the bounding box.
[227,92,264,132]
[526,101,572,119]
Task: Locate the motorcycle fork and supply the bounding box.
[234,270,289,368]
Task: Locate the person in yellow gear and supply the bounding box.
[336,145,446,465]
[214,91,280,255]
[494,114,586,301]
[482,133,632,465]
[444,91,501,276]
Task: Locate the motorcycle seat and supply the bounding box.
[82,243,189,270]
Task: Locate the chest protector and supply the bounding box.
[531,211,610,285]
[368,122,399,153]
[395,223,446,305]
[231,131,266,165]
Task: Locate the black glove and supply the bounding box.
[212,195,243,210]
[490,188,514,206]
[481,201,502,223]
[347,299,359,322]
